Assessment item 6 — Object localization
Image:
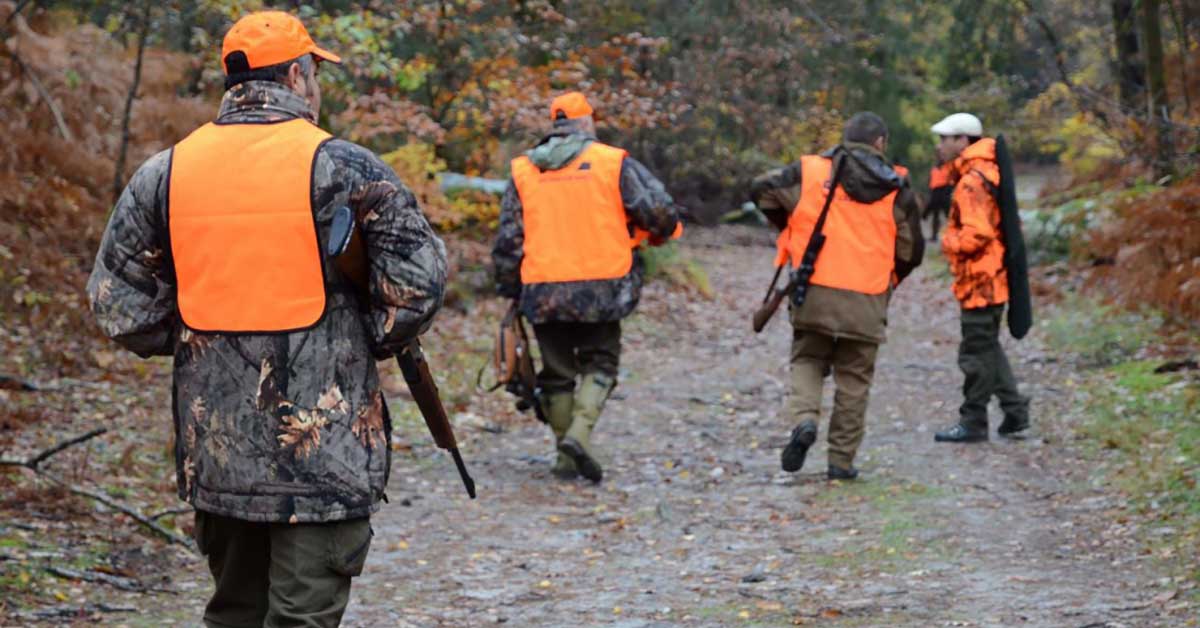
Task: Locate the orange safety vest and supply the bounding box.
[774,156,903,295]
[169,118,331,332]
[929,161,954,189]
[512,142,633,284]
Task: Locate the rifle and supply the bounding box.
[751,152,847,333]
[492,300,547,423]
[752,264,794,333]
[327,206,476,499]
[396,341,476,498]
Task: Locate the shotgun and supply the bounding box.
[327,206,475,499]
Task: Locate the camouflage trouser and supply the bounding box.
[193,511,372,628]
[788,328,879,469]
[532,321,621,394]
[958,305,1028,428]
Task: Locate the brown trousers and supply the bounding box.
[788,329,879,469]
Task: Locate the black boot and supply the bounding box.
[997,414,1030,437]
[934,423,988,443]
[559,437,603,483]
[827,465,859,481]
[780,421,817,473]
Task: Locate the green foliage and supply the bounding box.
[1080,361,1200,558]
[379,143,499,232]
[639,242,713,298]
[1044,295,1161,367]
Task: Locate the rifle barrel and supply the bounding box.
[450,448,476,499]
[397,342,477,499]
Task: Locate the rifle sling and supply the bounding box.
[806,152,848,253]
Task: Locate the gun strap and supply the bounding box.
[809,151,848,247]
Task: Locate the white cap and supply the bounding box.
[931,113,983,137]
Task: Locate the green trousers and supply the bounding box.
[532,321,621,393]
[958,305,1028,427]
[194,511,372,628]
[788,329,879,469]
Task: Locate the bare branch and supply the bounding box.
[0,427,196,552]
[27,428,108,469]
[0,374,40,391]
[7,51,74,141]
[148,506,194,521]
[46,566,145,592]
[1017,0,1110,126]
[112,0,152,204]
[5,0,34,25]
[0,428,108,469]
[37,470,197,552]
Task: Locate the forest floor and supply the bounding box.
[3,223,1196,627]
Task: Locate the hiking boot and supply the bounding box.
[827,465,859,481]
[997,414,1030,437]
[934,423,988,443]
[559,437,603,483]
[543,392,577,478]
[561,373,613,484]
[780,420,817,473]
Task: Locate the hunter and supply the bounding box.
[491,92,681,483]
[926,159,955,241]
[750,112,924,481]
[930,113,1031,442]
[88,11,446,626]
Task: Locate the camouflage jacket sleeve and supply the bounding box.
[491,179,524,298]
[87,149,176,358]
[892,177,926,285]
[749,163,802,231]
[620,156,679,238]
[318,140,447,358]
[943,171,999,258]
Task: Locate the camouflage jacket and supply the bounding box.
[750,143,924,344]
[88,81,447,523]
[491,130,679,324]
[942,138,1008,309]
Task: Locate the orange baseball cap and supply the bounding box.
[221,11,341,74]
[549,92,594,120]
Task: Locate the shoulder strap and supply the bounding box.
[811,154,847,236]
[970,168,1000,200]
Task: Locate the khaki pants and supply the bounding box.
[532,321,621,393]
[194,511,372,628]
[788,329,879,469]
[958,305,1028,427]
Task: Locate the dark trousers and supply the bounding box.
[194,511,372,628]
[532,321,621,393]
[958,305,1028,427]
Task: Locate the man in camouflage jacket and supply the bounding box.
[492,92,679,483]
[88,11,445,626]
[929,113,1030,443]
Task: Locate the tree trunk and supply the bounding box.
[1141,0,1174,179]
[1168,0,1193,110]
[1111,0,1145,112]
[111,2,151,205]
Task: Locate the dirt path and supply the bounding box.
[128,227,1180,627]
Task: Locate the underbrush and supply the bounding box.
[1042,295,1161,367]
[640,241,713,298]
[1078,171,1200,326]
[1046,298,1200,585]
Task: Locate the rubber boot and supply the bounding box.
[542,392,577,478]
[560,373,612,483]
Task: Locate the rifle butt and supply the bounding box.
[752,292,783,333]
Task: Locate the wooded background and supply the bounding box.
[1,0,1198,367]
